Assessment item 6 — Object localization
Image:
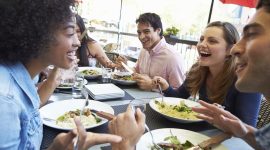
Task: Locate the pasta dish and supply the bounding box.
[56,108,101,128]
[155,100,199,120]
[80,69,100,76]
[112,74,133,81]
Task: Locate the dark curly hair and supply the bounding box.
[136,12,163,37]
[0,0,75,64]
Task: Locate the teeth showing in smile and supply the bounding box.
[141,40,148,44]
[67,51,76,60]
[199,51,211,57]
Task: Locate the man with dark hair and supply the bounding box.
[192,0,270,149]
[132,12,186,90]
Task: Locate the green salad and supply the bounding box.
[151,134,194,150]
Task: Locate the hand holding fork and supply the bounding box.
[153,77,165,103]
[130,100,163,150]
[74,86,89,150]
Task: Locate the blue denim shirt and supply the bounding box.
[0,63,43,149]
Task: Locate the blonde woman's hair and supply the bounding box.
[186,21,239,104]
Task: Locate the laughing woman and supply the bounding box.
[154,21,261,127]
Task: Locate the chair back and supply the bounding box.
[257,97,270,128]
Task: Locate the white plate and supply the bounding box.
[111,72,136,85]
[136,128,227,150]
[78,67,102,79]
[40,99,114,130]
[149,97,202,123]
[56,79,88,89]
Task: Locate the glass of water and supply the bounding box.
[101,68,112,83]
[129,99,147,113]
[88,57,97,67]
[72,73,85,99]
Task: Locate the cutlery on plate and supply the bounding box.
[187,133,231,150]
[144,124,164,150]
[121,62,134,74]
[157,84,164,103]
[74,88,90,150]
[90,109,115,120]
[42,110,114,123]
[130,105,164,150]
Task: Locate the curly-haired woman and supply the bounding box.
[154,21,261,127]
[0,0,145,149]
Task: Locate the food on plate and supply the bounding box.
[80,69,100,76]
[154,100,199,120]
[58,82,73,88]
[56,108,101,128]
[151,134,194,150]
[112,73,133,81]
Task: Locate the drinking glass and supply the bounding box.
[129,99,147,112]
[88,57,97,67]
[72,73,84,99]
[60,68,76,87]
[101,68,112,83]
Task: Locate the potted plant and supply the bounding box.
[164,26,180,38]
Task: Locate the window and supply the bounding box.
[76,0,255,69]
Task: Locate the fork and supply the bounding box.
[157,84,164,103]
[74,87,89,150]
[80,87,89,117]
[144,124,163,150]
[130,105,163,150]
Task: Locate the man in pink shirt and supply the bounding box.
[133,13,186,90]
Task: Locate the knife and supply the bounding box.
[91,109,115,121]
[121,62,134,74]
[187,133,231,150]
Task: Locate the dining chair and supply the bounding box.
[257,97,270,128]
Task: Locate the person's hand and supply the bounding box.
[115,55,127,64]
[153,76,169,90]
[109,106,145,150]
[114,55,128,69]
[46,67,62,88]
[133,73,154,90]
[192,100,249,137]
[48,118,122,150]
[106,61,122,69]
